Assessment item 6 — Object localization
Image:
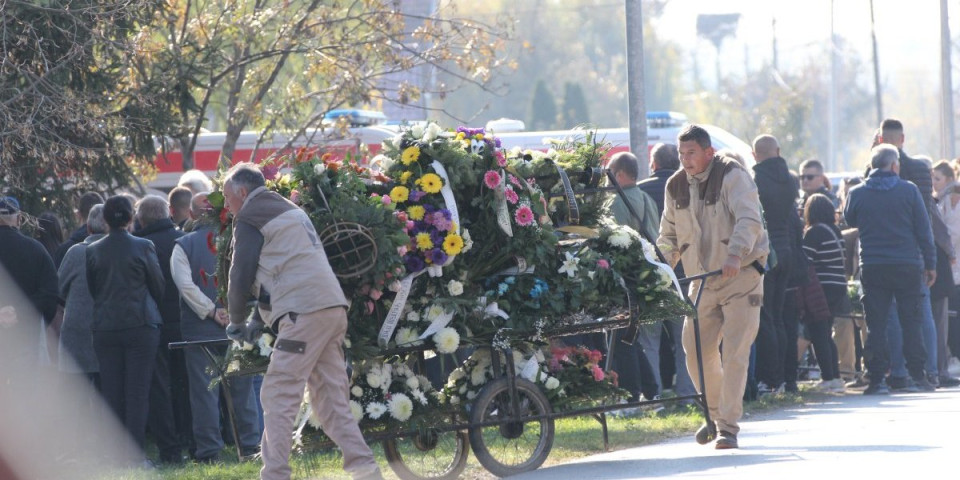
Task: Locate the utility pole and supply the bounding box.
[941,0,955,159]
[625,0,648,177]
[772,17,778,71]
[828,0,837,171]
[870,0,884,124]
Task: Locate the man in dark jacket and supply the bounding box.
[879,118,955,389]
[751,134,799,392]
[0,196,59,375]
[844,144,936,395]
[54,192,103,268]
[171,192,261,463]
[799,159,840,208]
[637,143,697,402]
[639,143,680,216]
[135,195,189,464]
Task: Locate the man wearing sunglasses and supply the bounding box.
[799,159,840,209]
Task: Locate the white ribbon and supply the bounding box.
[378,273,420,348]
[418,309,455,340]
[495,168,513,237]
[639,237,683,299]
[520,356,540,381]
[482,302,510,320]
[430,160,460,237]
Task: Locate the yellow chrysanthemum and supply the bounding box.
[416,233,433,251]
[400,171,413,184]
[389,186,409,203]
[421,173,443,194]
[401,146,420,166]
[475,133,484,140]
[455,132,465,140]
[442,233,464,256]
[407,205,426,221]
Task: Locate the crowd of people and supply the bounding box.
[3,116,960,470]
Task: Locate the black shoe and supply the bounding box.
[695,422,717,445]
[912,376,936,392]
[715,430,738,449]
[193,453,221,464]
[863,380,890,395]
[926,373,940,389]
[887,376,918,393]
[938,376,960,387]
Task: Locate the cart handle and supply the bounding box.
[168,339,232,350]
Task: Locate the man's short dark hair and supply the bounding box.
[168,186,193,212]
[103,195,134,229]
[881,118,904,134]
[78,191,104,219]
[607,152,639,180]
[677,124,712,149]
[799,159,824,173]
[651,143,680,171]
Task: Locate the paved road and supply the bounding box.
[513,385,960,479]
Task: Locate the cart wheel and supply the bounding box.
[383,428,469,480]
[468,378,554,477]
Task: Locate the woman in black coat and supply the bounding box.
[85,195,165,466]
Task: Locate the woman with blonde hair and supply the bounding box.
[932,161,960,385]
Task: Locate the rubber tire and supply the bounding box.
[468,378,554,477]
[383,428,470,480]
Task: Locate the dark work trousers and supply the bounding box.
[755,248,792,387]
[148,322,191,462]
[184,345,261,459]
[806,318,840,381]
[782,287,800,387]
[861,264,927,384]
[94,325,159,460]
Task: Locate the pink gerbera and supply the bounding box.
[504,187,519,204]
[484,170,501,189]
[509,174,523,188]
[495,151,507,167]
[514,205,534,226]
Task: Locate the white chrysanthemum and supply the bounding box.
[412,389,429,406]
[371,153,394,172]
[388,393,414,422]
[227,360,240,373]
[396,364,413,378]
[313,163,327,175]
[351,386,364,398]
[449,368,465,383]
[417,375,432,391]
[447,280,464,296]
[461,229,473,253]
[406,376,420,390]
[411,124,425,139]
[366,371,382,389]
[366,402,387,419]
[434,391,446,404]
[425,304,445,322]
[349,400,364,421]
[545,377,560,390]
[423,122,442,142]
[449,395,460,405]
[470,367,486,386]
[433,327,460,354]
[458,384,467,394]
[608,230,632,248]
[406,311,421,322]
[395,327,421,346]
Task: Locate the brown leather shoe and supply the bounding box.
[715,430,738,449]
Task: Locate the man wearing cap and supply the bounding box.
[0,196,59,372]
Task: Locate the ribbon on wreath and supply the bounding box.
[638,236,683,298]
[378,161,462,347]
[495,168,513,237]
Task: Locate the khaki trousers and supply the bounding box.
[682,269,762,436]
[260,307,377,480]
[833,315,866,380]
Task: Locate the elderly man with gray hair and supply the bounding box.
[843,144,936,395]
[222,162,382,480]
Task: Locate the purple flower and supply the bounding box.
[427,248,448,265]
[404,253,426,273]
[409,190,427,202]
[262,164,279,180]
[430,229,445,248]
